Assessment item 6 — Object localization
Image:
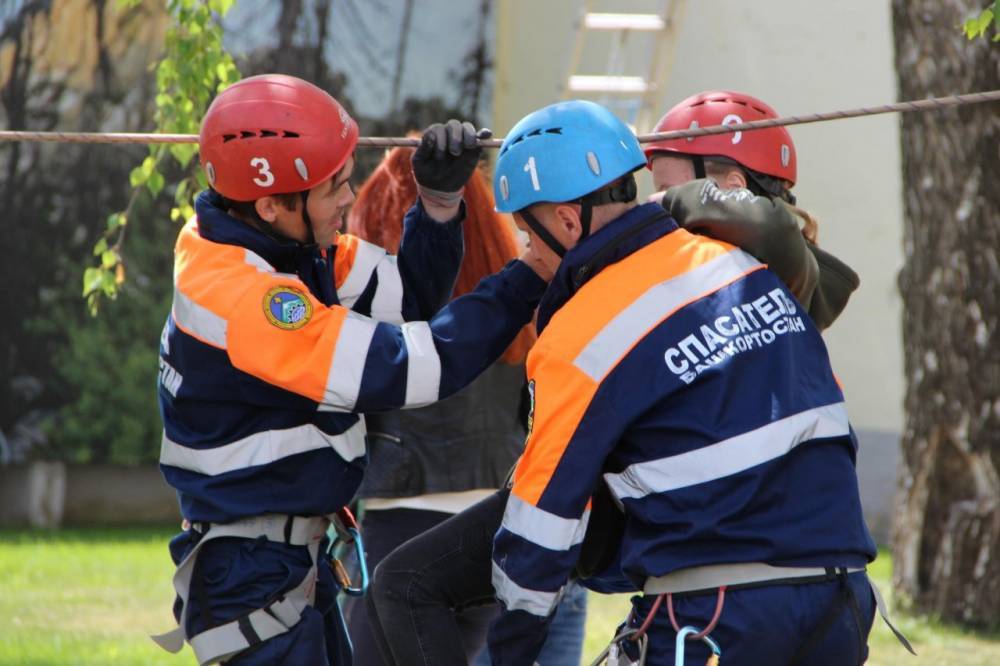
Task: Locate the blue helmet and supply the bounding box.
[494,100,646,213]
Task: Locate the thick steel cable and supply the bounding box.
[1,89,998,147]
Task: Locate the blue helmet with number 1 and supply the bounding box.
[494,100,646,213]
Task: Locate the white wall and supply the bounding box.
[495,0,905,434]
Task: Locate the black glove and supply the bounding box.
[412,120,491,195]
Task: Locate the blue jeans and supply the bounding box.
[470,581,588,666]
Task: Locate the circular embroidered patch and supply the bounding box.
[263,286,313,330]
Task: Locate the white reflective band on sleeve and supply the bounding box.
[401,321,442,408]
[321,312,378,410]
[501,493,590,552]
[370,256,405,324]
[573,249,761,382]
[338,240,385,308]
[172,288,228,349]
[159,420,366,475]
[491,561,561,618]
[605,402,850,499]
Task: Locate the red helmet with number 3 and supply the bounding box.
[199,74,359,202]
[643,90,796,185]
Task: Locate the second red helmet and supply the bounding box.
[199,74,359,202]
[644,90,796,185]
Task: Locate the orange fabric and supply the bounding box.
[347,146,536,364]
[512,229,763,507]
[511,353,600,506]
[332,232,362,291]
[174,219,345,403]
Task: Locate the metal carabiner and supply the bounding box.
[326,507,369,597]
[674,626,721,666]
[589,627,649,666]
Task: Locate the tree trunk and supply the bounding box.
[891,0,1000,627]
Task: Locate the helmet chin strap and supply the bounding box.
[518,173,639,260]
[299,191,317,245]
[520,208,567,259]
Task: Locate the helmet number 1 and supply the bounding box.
[250,157,275,187]
[523,156,541,191]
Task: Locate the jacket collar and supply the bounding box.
[536,203,676,333]
[194,189,339,306]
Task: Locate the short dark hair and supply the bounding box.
[221,192,301,220]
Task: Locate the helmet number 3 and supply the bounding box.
[523,156,541,191]
[250,157,275,187]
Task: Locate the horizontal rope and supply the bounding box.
[1,89,998,148]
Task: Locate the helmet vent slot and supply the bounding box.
[222,134,237,143]
[239,130,256,139]
[283,131,300,138]
[259,130,278,138]
[545,127,562,135]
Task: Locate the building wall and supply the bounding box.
[494,0,905,436]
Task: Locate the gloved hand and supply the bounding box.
[412,120,491,209]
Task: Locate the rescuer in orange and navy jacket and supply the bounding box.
[486,100,880,665]
[153,75,549,666]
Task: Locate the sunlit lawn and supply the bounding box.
[1,529,999,665]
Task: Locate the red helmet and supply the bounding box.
[199,74,359,202]
[644,90,796,185]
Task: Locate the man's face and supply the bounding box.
[650,154,696,191]
[305,155,356,247]
[512,204,580,277]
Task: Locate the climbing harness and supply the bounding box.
[150,510,368,665]
[590,590,724,666]
[327,506,369,597]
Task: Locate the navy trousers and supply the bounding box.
[623,571,876,665]
[169,529,352,665]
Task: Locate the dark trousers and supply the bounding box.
[365,490,508,665]
[342,507,496,665]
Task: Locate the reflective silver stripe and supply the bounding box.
[643,562,865,595]
[491,561,561,618]
[172,287,228,349]
[321,311,378,411]
[501,493,590,552]
[401,321,441,407]
[573,249,762,381]
[244,249,274,273]
[159,420,366,475]
[370,255,405,324]
[605,402,850,500]
[338,240,385,308]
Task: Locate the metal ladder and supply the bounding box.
[561,1,687,131]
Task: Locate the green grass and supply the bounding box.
[1,531,998,665]
[0,527,185,665]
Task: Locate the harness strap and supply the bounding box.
[789,568,860,665]
[644,562,866,596]
[869,575,917,655]
[151,514,330,665]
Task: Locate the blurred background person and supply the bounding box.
[341,145,588,666]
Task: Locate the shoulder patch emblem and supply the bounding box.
[263,286,313,330]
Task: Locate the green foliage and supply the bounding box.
[963,1,1000,41]
[49,189,174,466]
[85,0,240,314]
